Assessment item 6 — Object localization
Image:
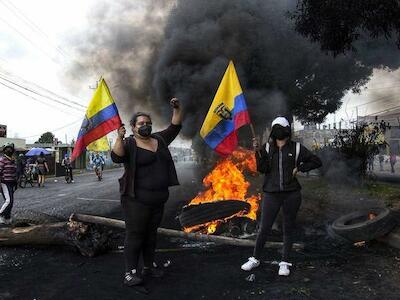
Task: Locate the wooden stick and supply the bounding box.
[249,123,262,158]
[70,213,304,250]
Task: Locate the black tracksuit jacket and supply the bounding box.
[256,140,322,192]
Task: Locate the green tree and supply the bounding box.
[36,132,55,144]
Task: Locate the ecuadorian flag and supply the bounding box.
[200,61,251,156]
[71,79,122,161]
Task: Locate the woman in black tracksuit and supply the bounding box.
[241,117,322,276]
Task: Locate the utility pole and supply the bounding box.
[356,106,359,126]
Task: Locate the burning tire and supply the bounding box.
[179,200,251,228]
[331,207,397,242]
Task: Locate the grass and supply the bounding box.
[300,176,400,210]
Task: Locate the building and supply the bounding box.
[293,126,336,149]
[26,142,86,176]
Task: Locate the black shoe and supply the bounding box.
[142,265,164,278]
[124,270,143,286]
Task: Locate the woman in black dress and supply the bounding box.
[111,98,182,287]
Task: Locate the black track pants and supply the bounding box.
[253,191,302,261]
[121,199,164,272]
[0,182,16,219]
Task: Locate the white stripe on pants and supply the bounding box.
[0,183,13,217]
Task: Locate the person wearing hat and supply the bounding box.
[241,116,322,276]
[111,98,182,288]
[0,143,17,225]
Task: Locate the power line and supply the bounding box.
[0,80,81,116]
[349,94,399,109]
[364,104,400,117]
[0,15,63,67]
[20,119,82,139]
[0,69,86,109]
[0,75,85,112]
[0,0,71,61]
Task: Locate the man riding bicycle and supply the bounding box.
[61,154,74,183]
[93,153,105,180]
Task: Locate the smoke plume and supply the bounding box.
[66,0,400,148]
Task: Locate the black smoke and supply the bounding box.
[66,0,400,150]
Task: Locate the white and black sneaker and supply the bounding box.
[241,257,260,271]
[278,261,292,276]
[124,269,143,286]
[142,262,164,278]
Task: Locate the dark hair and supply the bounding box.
[130,112,151,126]
[40,152,44,156]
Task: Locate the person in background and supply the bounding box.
[390,151,397,173]
[62,154,74,183]
[0,143,17,225]
[111,98,182,288]
[16,154,26,187]
[241,116,322,276]
[92,153,105,179]
[35,152,49,187]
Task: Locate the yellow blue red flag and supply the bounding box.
[86,136,110,152]
[71,78,121,161]
[200,61,251,155]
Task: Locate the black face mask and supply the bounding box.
[138,124,152,137]
[4,149,13,156]
[272,127,290,140]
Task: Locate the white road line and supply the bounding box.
[76,197,119,202]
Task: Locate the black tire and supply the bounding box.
[331,207,397,242]
[179,200,250,228]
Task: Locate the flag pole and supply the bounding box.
[249,122,261,158]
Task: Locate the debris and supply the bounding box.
[245,274,256,282]
[70,213,305,250]
[163,260,172,268]
[354,241,366,247]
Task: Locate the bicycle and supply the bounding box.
[94,166,102,181]
[65,166,72,184]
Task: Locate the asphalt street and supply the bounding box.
[12,161,204,227]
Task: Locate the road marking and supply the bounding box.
[57,194,67,197]
[76,197,119,202]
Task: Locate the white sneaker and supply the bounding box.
[0,216,6,224]
[241,257,260,271]
[278,261,292,276]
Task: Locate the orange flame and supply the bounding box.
[184,148,261,234]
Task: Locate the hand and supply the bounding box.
[252,137,260,151]
[170,97,180,109]
[292,167,298,177]
[117,124,126,139]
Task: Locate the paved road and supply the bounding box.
[11,162,204,227]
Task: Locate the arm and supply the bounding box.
[44,161,49,172]
[256,144,270,174]
[111,125,128,163]
[155,98,183,145]
[297,145,322,172]
[171,97,182,125]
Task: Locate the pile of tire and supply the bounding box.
[330,207,398,242]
